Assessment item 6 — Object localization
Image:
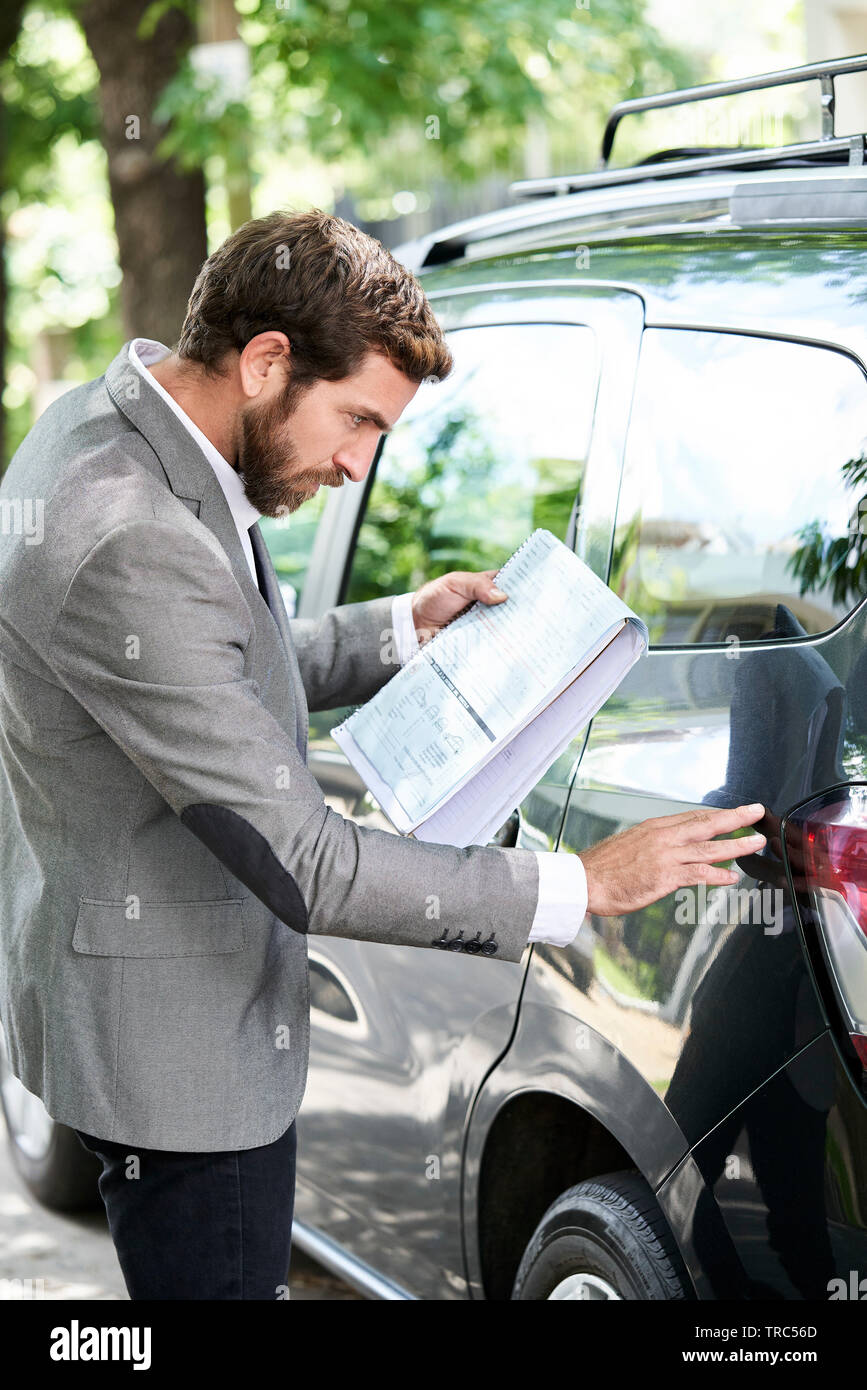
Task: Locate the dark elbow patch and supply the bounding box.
[180,803,309,935]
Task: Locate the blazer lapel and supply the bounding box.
[104,344,250,583]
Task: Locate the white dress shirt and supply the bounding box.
[129,338,587,948]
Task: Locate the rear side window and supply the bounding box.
[342,322,597,602]
[614,329,867,645]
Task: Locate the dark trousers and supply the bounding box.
[74,1120,297,1300]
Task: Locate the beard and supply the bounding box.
[237,382,345,518]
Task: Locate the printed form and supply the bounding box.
[335,530,645,835]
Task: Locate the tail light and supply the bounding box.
[782,783,867,1072]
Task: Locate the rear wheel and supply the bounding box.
[0,1024,101,1211]
[511,1170,693,1301]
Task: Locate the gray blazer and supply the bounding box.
[0,342,540,1151]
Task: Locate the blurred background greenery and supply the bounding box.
[0,0,815,474]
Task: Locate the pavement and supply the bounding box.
[0,1129,362,1301]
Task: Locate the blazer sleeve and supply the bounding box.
[45,519,540,961]
[288,595,399,711]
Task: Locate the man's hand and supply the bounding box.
[411,570,506,644]
[582,804,767,917]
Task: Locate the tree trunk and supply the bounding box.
[78,0,208,349]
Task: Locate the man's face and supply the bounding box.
[237,350,420,518]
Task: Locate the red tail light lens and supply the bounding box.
[783,784,867,1070]
[801,820,867,925]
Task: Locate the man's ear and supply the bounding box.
[238,331,291,400]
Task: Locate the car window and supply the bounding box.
[341,322,598,603]
[259,488,328,618]
[613,328,867,645]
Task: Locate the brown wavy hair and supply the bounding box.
[176,209,453,394]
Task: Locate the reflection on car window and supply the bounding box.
[259,488,328,617]
[343,322,597,602]
[614,328,867,645]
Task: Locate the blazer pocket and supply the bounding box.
[72,897,247,957]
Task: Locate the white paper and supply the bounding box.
[331,529,648,840]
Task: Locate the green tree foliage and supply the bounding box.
[789,452,867,610]
[1,5,106,462]
[155,0,694,205]
[3,8,98,194]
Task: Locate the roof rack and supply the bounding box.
[511,53,867,200]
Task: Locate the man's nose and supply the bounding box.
[332,448,377,484]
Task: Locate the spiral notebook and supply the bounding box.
[331,528,649,848]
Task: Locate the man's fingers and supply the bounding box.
[680,863,743,887]
[679,833,766,863]
[671,804,766,841]
[639,803,763,831]
[446,571,508,604]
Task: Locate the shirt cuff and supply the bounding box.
[527,852,587,947]
[391,591,420,667]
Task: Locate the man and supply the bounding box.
[0,209,765,1299]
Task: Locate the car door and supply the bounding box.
[542,325,867,1160]
[293,286,645,1297]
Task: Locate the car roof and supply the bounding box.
[393,164,867,271]
[394,164,867,362]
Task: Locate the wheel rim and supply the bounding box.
[547,1272,622,1301]
[0,1024,54,1161]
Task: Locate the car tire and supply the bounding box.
[511,1169,693,1300]
[0,1026,101,1212]
[6,1120,102,1212]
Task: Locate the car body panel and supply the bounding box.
[658,1028,867,1299]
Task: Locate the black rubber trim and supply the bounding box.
[337,432,386,605]
[179,803,309,935]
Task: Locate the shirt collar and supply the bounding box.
[128,338,263,536]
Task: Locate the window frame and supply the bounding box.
[326,283,646,612]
